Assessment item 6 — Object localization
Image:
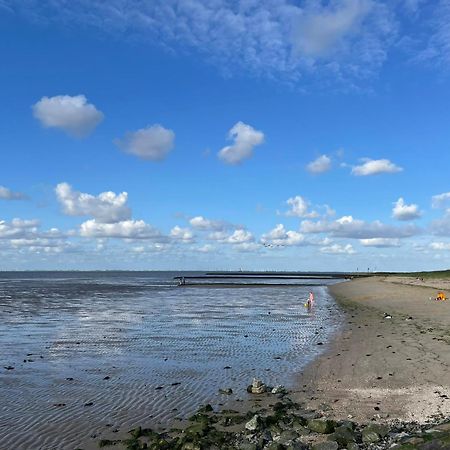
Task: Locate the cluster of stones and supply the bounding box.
[98,383,450,450]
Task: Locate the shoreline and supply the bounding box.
[295,276,450,424]
[86,276,450,449]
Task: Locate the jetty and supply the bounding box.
[173,271,370,287]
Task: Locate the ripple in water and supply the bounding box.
[0,271,344,449]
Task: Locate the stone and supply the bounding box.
[272,385,287,394]
[219,388,233,395]
[312,441,339,450]
[332,425,356,446]
[266,443,285,450]
[238,442,258,450]
[184,421,210,438]
[285,444,309,450]
[364,423,389,438]
[361,429,380,444]
[278,429,299,444]
[346,443,359,450]
[197,404,213,413]
[307,419,336,434]
[250,378,267,394]
[292,422,310,435]
[245,414,261,432]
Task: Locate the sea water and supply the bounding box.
[0,271,344,449]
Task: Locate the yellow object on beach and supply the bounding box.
[436,292,447,301]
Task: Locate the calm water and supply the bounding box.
[0,271,344,450]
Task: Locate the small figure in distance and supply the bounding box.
[306,291,314,309]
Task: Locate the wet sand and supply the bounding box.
[297,276,450,424]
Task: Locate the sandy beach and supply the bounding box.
[298,276,450,424]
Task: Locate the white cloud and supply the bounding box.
[285,195,318,218]
[115,124,175,161]
[32,95,103,137]
[226,229,254,244]
[13,1,396,88]
[196,244,214,253]
[56,183,131,223]
[320,243,355,254]
[170,226,194,242]
[206,231,230,241]
[293,0,372,57]
[352,158,403,176]
[0,218,40,239]
[306,155,332,174]
[234,242,261,252]
[261,224,305,247]
[218,122,264,165]
[79,219,163,239]
[430,211,450,237]
[301,215,419,239]
[392,197,422,221]
[189,216,226,231]
[0,186,26,200]
[430,241,450,251]
[432,192,450,209]
[360,237,400,247]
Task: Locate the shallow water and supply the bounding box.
[0,271,343,450]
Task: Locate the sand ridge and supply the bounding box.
[296,276,450,424]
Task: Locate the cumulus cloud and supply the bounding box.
[0,218,69,254]
[301,215,419,239]
[0,218,40,239]
[360,237,400,247]
[306,155,332,174]
[226,229,254,244]
[218,122,264,165]
[56,183,131,223]
[351,158,403,176]
[392,197,422,221]
[320,243,355,254]
[32,95,103,137]
[79,219,163,240]
[170,226,194,242]
[261,224,305,247]
[0,186,27,200]
[432,191,450,209]
[189,216,227,231]
[115,124,175,161]
[285,196,318,218]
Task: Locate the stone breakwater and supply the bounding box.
[95,384,450,450]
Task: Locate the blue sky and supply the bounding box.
[1,0,450,271]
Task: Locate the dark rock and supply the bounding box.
[312,441,338,450]
[184,421,210,438]
[332,424,357,446]
[307,419,336,434]
[219,388,233,395]
[265,443,285,450]
[346,444,359,450]
[197,404,213,413]
[364,423,389,438]
[278,429,299,444]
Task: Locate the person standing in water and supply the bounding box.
[306,291,314,309]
